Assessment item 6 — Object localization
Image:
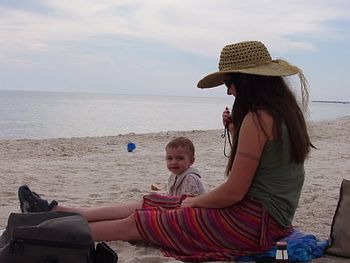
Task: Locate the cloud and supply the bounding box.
[0,0,349,100]
[1,0,349,61]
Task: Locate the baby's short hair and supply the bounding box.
[166,137,195,157]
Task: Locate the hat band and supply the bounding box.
[219,60,272,72]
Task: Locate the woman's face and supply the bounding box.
[224,77,237,96]
[226,84,236,96]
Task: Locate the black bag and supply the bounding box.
[0,211,117,263]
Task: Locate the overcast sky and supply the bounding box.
[0,0,349,100]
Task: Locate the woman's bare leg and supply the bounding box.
[52,201,142,222]
[90,214,142,242]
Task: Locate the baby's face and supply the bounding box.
[165,146,194,176]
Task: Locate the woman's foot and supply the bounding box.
[18,185,58,212]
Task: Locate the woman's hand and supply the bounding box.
[181,196,196,208]
[222,107,232,127]
[223,107,235,134]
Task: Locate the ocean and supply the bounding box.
[1,90,349,140]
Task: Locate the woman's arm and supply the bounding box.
[182,111,273,208]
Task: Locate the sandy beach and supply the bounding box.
[1,116,349,262]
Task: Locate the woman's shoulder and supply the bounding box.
[243,110,275,139]
[244,110,274,126]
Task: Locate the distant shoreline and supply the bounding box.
[312,100,350,104]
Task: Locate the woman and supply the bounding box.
[19,41,312,261]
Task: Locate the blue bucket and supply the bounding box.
[127,142,136,152]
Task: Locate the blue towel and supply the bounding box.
[237,229,329,262]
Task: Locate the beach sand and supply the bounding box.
[1,116,349,262]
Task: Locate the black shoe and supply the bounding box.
[18,185,58,212]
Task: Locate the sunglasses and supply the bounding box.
[223,78,235,88]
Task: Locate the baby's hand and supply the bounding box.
[151,184,160,191]
[150,183,166,191]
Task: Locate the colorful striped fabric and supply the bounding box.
[134,194,293,262]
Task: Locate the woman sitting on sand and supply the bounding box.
[18,41,313,262]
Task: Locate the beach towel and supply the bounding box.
[237,228,329,262]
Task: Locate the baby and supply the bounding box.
[165,137,207,196]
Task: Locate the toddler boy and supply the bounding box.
[165,137,207,196]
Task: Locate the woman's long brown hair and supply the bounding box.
[225,73,313,176]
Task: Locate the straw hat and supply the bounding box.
[197,41,302,89]
[197,40,309,113]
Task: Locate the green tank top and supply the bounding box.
[247,124,304,227]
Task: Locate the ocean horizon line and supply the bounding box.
[312,100,350,104]
[1,89,350,103]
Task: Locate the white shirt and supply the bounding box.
[167,167,207,196]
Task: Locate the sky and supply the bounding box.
[0,0,349,101]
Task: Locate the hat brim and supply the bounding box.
[197,60,299,89]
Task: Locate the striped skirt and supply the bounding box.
[134,194,292,262]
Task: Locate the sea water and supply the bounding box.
[0,90,349,140]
